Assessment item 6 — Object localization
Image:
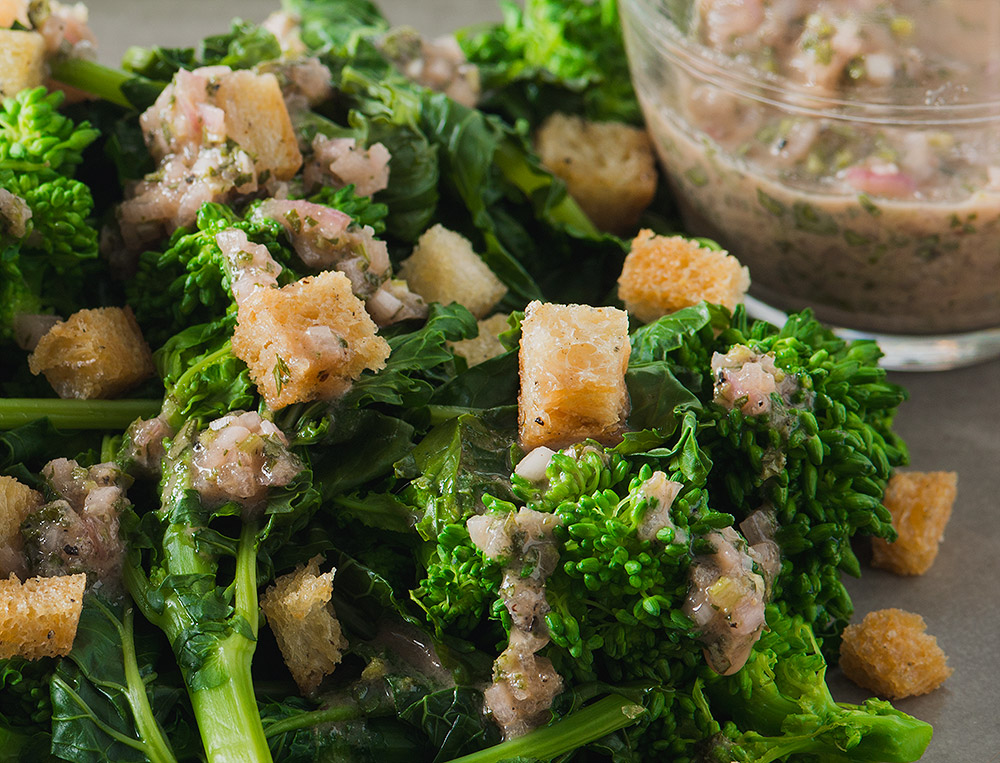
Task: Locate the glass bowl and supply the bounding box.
[619,0,1000,370]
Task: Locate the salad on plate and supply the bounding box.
[0,1,948,761]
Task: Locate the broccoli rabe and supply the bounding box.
[1,88,100,348]
[699,309,907,645]
[127,202,296,348]
[704,606,932,763]
[405,401,929,763]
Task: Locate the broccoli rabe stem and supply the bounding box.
[89,598,178,763]
[707,610,932,763]
[0,398,161,430]
[126,518,272,763]
[494,139,599,237]
[443,694,644,763]
[48,57,166,110]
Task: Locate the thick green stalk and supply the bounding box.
[444,694,644,763]
[124,489,271,763]
[47,57,168,109]
[176,521,270,763]
[0,398,161,430]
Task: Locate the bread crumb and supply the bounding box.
[0,476,43,579]
[536,113,656,234]
[28,307,155,399]
[398,225,507,319]
[0,30,45,98]
[450,313,510,367]
[518,301,630,450]
[0,573,87,659]
[872,471,957,575]
[618,231,750,323]
[232,270,389,410]
[839,608,952,699]
[260,556,347,694]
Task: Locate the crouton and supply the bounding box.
[0,476,42,579]
[618,231,750,323]
[839,609,952,700]
[260,556,346,694]
[211,69,302,181]
[231,270,390,411]
[397,224,506,319]
[27,307,155,399]
[518,301,630,450]
[0,573,87,659]
[535,113,657,234]
[871,471,957,575]
[450,312,510,367]
[0,30,45,98]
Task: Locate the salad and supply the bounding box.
[0,1,941,762]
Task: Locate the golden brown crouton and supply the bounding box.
[231,270,390,411]
[450,313,510,367]
[0,30,45,98]
[260,556,346,694]
[839,609,952,700]
[618,231,750,323]
[212,69,302,181]
[398,225,507,319]
[0,573,87,659]
[535,113,657,234]
[27,307,155,399]
[871,471,957,575]
[518,301,630,450]
[0,476,42,579]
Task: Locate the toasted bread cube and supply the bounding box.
[232,270,390,410]
[871,471,957,575]
[260,556,346,694]
[618,231,750,323]
[397,225,507,319]
[212,69,302,181]
[0,476,42,579]
[0,30,45,98]
[450,313,510,367]
[518,301,630,450]
[28,307,155,399]
[0,573,86,659]
[839,609,952,700]
[536,113,657,234]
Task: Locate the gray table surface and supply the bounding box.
[83,0,1000,759]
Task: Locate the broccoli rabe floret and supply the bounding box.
[0,88,100,348]
[704,606,932,763]
[700,309,907,646]
[126,202,295,348]
[0,87,98,175]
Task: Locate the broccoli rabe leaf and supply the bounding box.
[346,302,478,410]
[430,353,519,413]
[622,360,701,446]
[49,594,181,763]
[404,410,516,541]
[155,315,254,430]
[399,686,500,762]
[287,0,390,78]
[121,20,281,81]
[458,0,641,127]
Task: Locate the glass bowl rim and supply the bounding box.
[620,0,1000,126]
